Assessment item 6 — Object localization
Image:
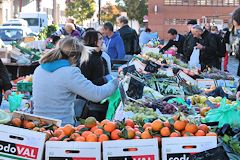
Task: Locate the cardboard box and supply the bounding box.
[45,141,101,160]
[0,124,45,160]
[103,139,159,160]
[196,79,216,88]
[162,136,217,160]
[12,111,62,127]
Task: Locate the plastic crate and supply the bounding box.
[17,81,32,92]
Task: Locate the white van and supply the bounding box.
[19,12,48,34]
[3,19,29,27]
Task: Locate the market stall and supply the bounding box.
[0,45,240,160]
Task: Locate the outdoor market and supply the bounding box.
[0,0,240,160]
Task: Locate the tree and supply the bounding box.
[116,0,147,25]
[101,2,121,24]
[65,0,96,24]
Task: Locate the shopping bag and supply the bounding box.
[8,92,24,112]
[205,98,240,128]
[188,47,200,69]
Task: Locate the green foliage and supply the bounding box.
[116,0,147,25]
[65,0,96,24]
[101,2,121,24]
[38,24,58,40]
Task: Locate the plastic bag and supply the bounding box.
[205,98,240,128]
[105,89,121,120]
[8,92,24,112]
[188,47,200,69]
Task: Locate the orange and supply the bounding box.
[82,131,92,139]
[11,118,22,127]
[185,123,198,134]
[90,126,98,132]
[174,120,186,131]
[141,130,152,139]
[25,122,36,129]
[94,128,103,136]
[86,133,98,142]
[75,125,85,131]
[160,127,171,137]
[75,136,86,142]
[206,132,217,136]
[195,130,206,136]
[70,133,80,140]
[145,126,152,131]
[100,119,110,127]
[53,129,64,137]
[62,124,75,136]
[143,123,152,129]
[173,115,179,121]
[163,121,171,128]
[198,124,209,133]
[23,120,29,128]
[125,119,135,128]
[98,134,109,142]
[151,119,163,131]
[85,117,97,128]
[127,128,135,139]
[170,132,180,137]
[111,129,121,140]
[103,122,116,132]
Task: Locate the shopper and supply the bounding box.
[0,59,12,105]
[103,22,125,60]
[64,23,81,38]
[116,16,141,55]
[50,17,85,39]
[160,28,185,57]
[81,30,110,85]
[232,7,240,76]
[33,37,118,126]
[183,19,197,62]
[185,25,218,70]
[210,26,222,70]
[223,28,231,72]
[139,28,158,46]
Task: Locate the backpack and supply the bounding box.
[215,34,226,58]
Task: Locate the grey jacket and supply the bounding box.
[33,66,118,126]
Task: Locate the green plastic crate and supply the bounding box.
[17,82,33,92]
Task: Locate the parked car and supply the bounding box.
[0,26,32,45]
[3,19,29,27]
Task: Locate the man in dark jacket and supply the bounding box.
[160,28,185,57]
[185,25,218,70]
[116,16,140,55]
[0,59,12,105]
[232,7,240,76]
[182,19,197,62]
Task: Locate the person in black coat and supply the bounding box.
[232,7,240,77]
[80,30,109,86]
[0,59,12,105]
[117,16,140,55]
[160,28,185,57]
[185,25,218,70]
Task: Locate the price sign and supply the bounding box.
[126,76,144,99]
[144,61,160,73]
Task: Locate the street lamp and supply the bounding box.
[98,0,101,25]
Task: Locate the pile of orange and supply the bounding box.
[46,116,217,143]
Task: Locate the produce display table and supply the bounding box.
[4,62,39,80]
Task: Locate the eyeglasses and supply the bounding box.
[98,37,103,40]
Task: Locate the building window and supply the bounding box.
[164,18,190,25]
[164,0,240,6]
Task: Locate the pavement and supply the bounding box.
[226,56,239,77]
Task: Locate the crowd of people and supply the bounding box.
[1,8,240,126]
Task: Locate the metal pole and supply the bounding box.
[98,0,101,25]
[19,0,22,12]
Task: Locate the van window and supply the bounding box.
[23,18,39,26]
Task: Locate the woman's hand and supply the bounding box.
[4,90,12,100]
[236,91,240,101]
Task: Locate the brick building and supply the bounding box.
[148,0,239,39]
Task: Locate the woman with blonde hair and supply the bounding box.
[64,23,81,38]
[33,37,118,126]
